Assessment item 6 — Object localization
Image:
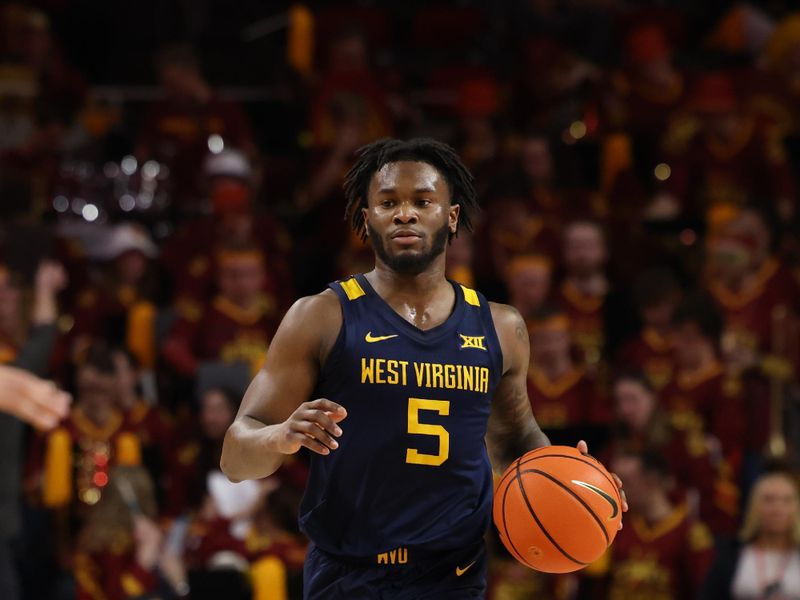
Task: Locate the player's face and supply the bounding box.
[756,476,799,537]
[614,379,655,431]
[364,161,459,275]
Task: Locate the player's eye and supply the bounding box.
[380,200,396,208]
[416,199,432,207]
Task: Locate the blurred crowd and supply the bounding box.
[4,1,800,599]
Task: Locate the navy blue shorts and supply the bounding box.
[303,541,487,599]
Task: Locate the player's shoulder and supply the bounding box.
[488,302,526,336]
[276,290,343,361]
[284,289,342,325]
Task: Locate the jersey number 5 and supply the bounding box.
[406,398,450,466]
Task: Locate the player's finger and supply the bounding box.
[294,421,339,450]
[309,398,347,420]
[303,409,343,437]
[576,440,589,455]
[296,433,331,456]
[619,488,629,513]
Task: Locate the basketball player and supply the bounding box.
[221,138,626,598]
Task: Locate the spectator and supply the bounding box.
[610,370,738,537]
[111,348,173,504]
[56,223,159,372]
[557,220,609,370]
[598,449,715,600]
[162,246,278,380]
[161,149,293,315]
[505,254,553,322]
[135,44,257,212]
[73,467,162,600]
[526,306,608,448]
[617,267,682,391]
[163,386,239,517]
[661,293,745,474]
[660,73,795,224]
[702,470,800,600]
[32,341,142,514]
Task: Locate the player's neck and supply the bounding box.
[368,257,449,298]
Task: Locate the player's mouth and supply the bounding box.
[390,230,423,245]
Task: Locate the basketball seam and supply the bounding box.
[500,469,530,567]
[523,453,620,504]
[520,468,610,547]
[514,459,587,567]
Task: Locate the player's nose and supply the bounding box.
[392,201,418,224]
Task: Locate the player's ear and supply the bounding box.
[449,204,460,234]
[362,206,370,232]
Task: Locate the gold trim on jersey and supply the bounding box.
[460,285,480,306]
[340,277,366,300]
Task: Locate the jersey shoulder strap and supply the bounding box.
[331,276,367,302]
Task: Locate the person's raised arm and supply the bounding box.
[220,290,346,482]
[486,303,550,471]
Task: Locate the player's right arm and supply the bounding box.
[220,290,347,482]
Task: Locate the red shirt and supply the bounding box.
[660,361,744,470]
[75,547,156,600]
[136,96,255,206]
[527,366,608,429]
[605,504,715,600]
[617,328,675,391]
[557,281,607,367]
[163,295,278,376]
[707,258,800,356]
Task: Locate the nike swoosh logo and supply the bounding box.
[572,480,619,520]
[455,561,476,577]
[365,332,399,343]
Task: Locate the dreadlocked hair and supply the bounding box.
[343,138,479,242]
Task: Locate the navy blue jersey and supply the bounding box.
[299,274,503,560]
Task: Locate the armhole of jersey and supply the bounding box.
[479,297,505,380]
[320,281,354,378]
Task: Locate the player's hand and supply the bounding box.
[275,398,347,456]
[577,440,628,529]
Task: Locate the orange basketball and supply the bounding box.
[492,445,622,573]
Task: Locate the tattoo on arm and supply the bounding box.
[488,381,550,470]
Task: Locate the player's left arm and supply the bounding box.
[486,302,550,470]
[488,303,628,517]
